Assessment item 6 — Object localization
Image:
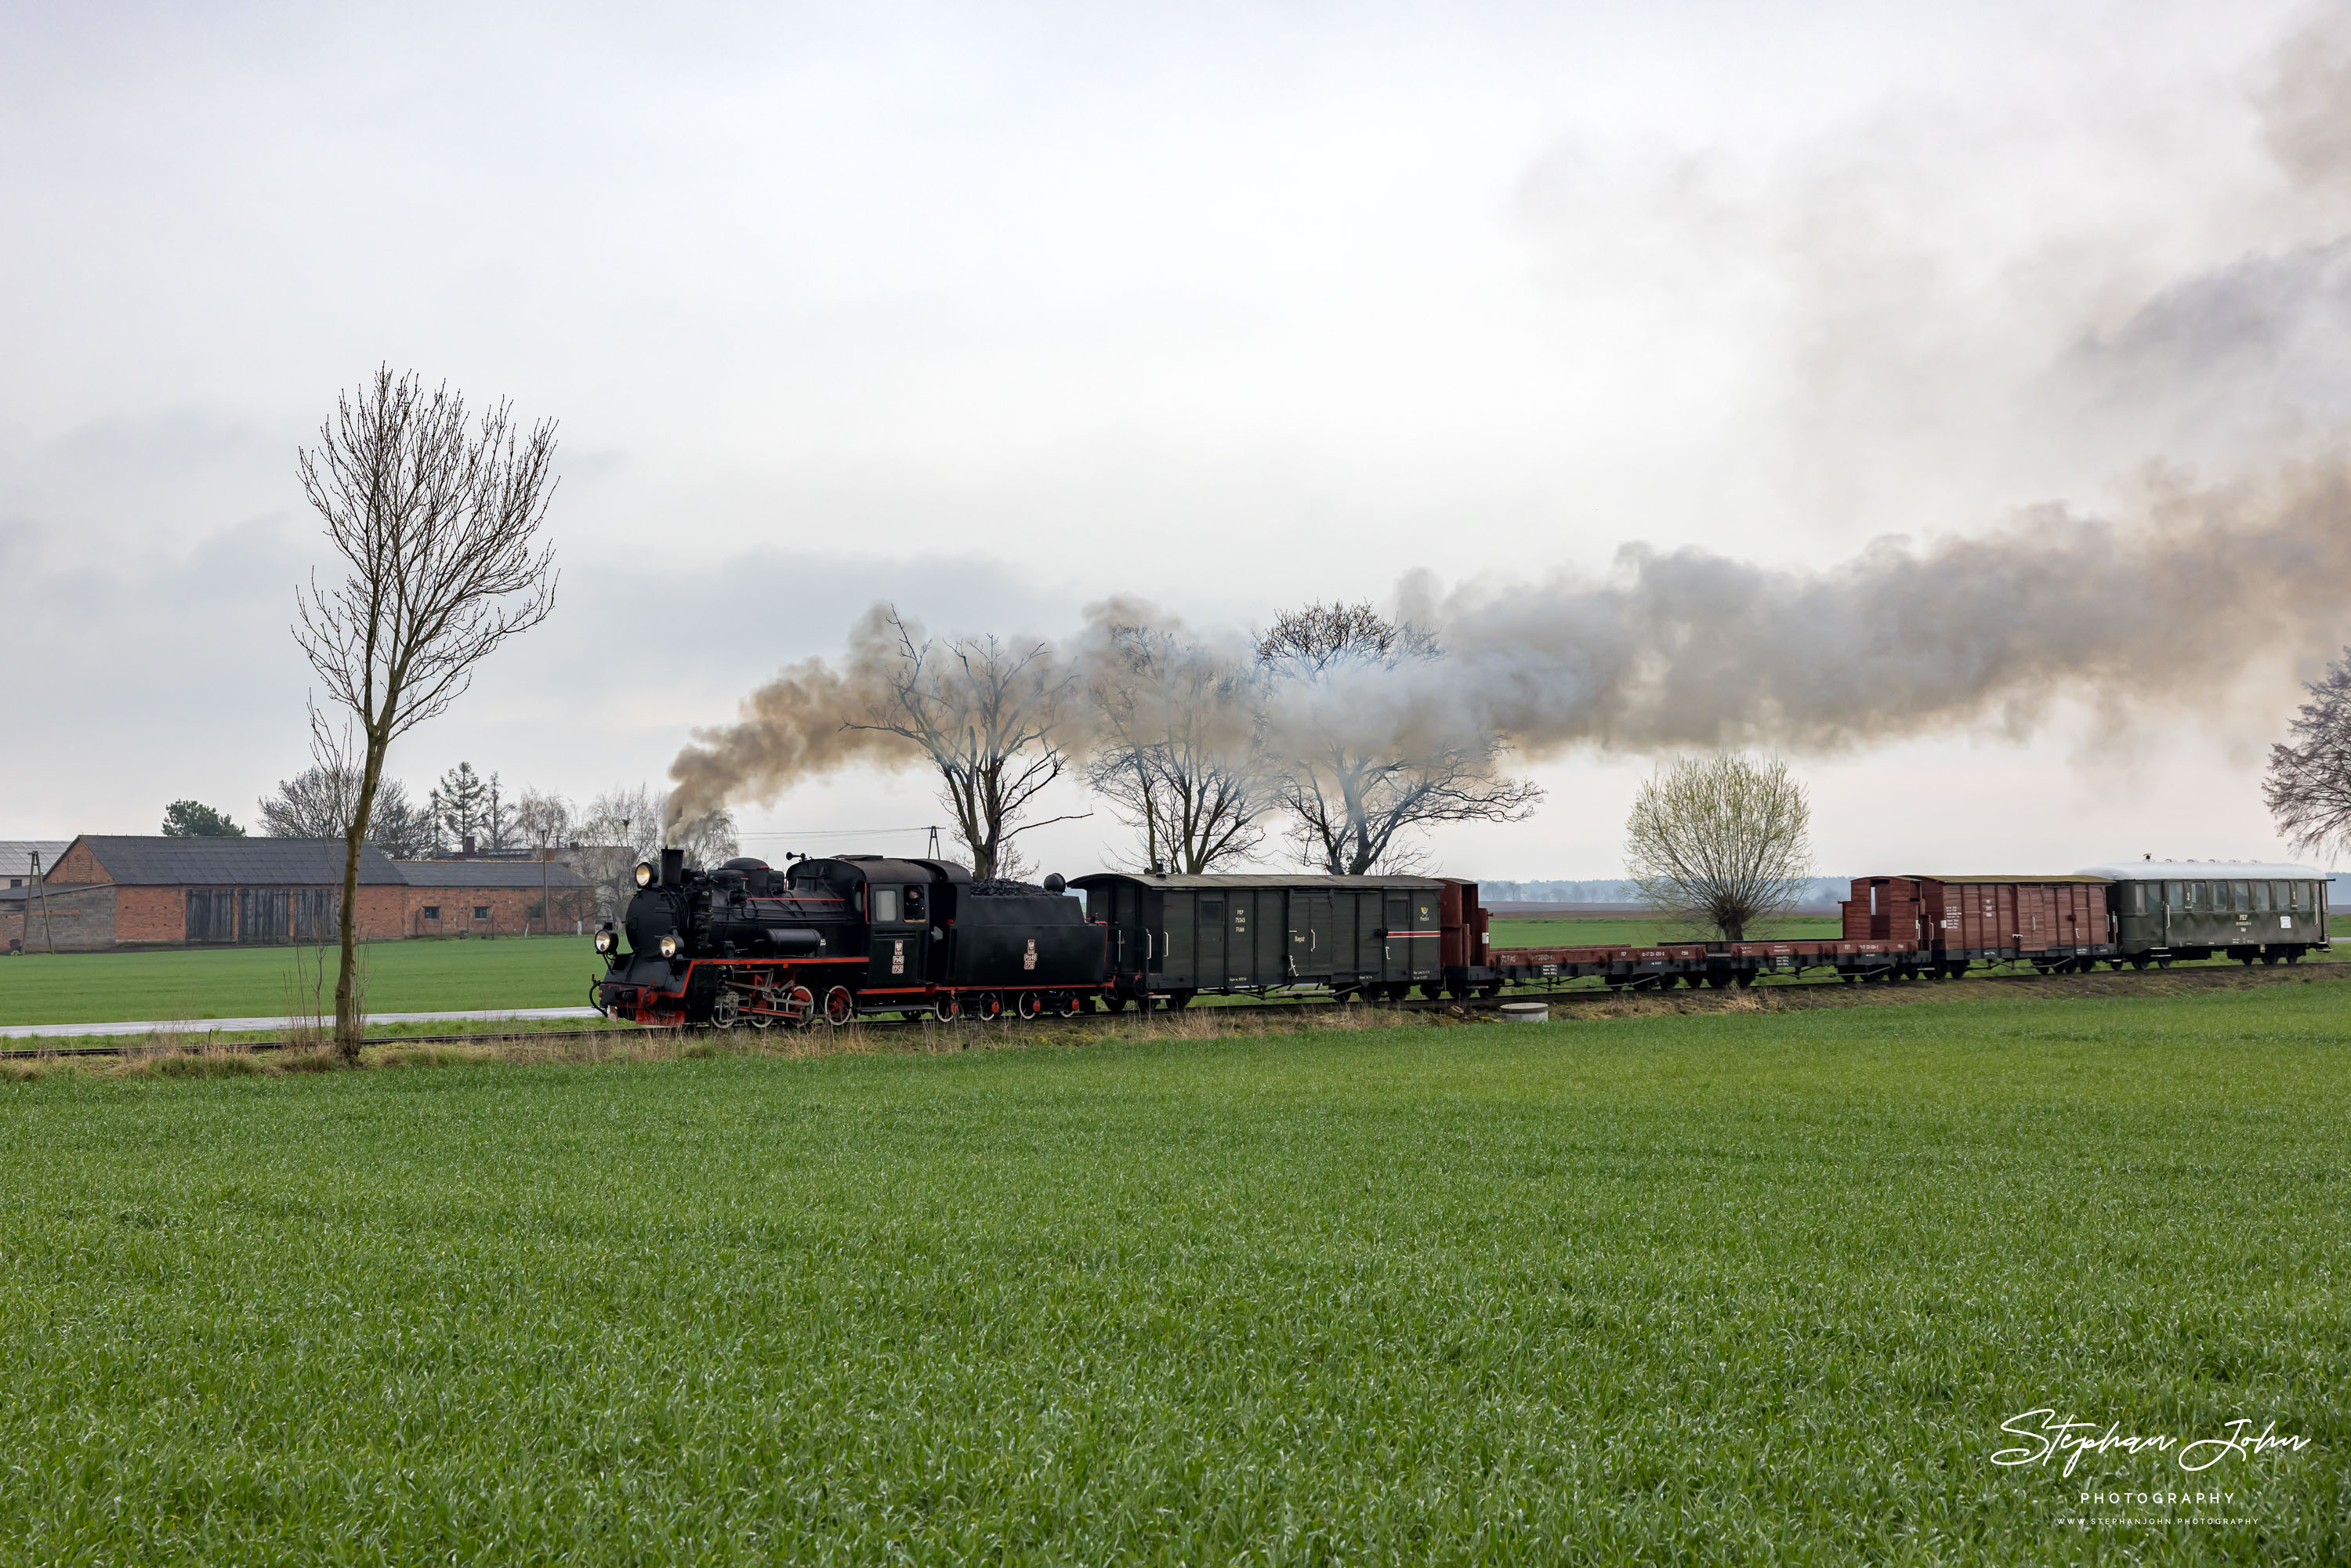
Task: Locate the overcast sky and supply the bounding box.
[6,0,2349,879]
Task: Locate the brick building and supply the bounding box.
[390,858,594,937]
[10,836,412,950]
[1,836,600,951]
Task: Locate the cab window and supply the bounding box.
[871,887,900,924]
[904,885,926,923]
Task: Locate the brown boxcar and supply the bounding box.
[1843,875,2114,971]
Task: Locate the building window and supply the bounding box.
[421,906,441,920]
[474,906,491,921]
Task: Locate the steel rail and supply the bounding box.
[4,958,2334,1062]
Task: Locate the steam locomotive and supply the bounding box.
[591,849,1494,1027]
[592,849,2332,1027]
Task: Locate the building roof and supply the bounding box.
[393,860,588,889]
[2078,860,2325,881]
[69,835,407,885]
[0,841,72,877]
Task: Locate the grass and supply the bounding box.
[1487,914,1845,947]
[0,983,2344,1563]
[0,935,603,1024]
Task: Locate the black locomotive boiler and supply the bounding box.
[592,849,1108,1027]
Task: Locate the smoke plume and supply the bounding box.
[1418,460,2351,757]
[665,4,2351,833]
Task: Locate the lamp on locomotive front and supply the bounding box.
[657,933,683,959]
[593,925,617,955]
[634,861,656,888]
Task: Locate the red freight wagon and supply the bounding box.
[1842,875,2114,973]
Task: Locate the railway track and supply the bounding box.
[6,958,2338,1061]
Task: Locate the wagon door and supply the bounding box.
[1290,891,1332,981]
[1196,894,1226,991]
[1160,889,1195,989]
[1381,891,1412,983]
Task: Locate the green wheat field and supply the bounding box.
[2,980,2344,1563]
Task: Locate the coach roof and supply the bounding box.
[2078,860,2325,881]
[64,835,407,885]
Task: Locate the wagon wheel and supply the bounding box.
[1103,995,1129,1013]
[823,987,857,1027]
[1056,994,1083,1019]
[932,994,961,1023]
[1016,990,1045,1022]
[974,992,1004,1021]
[1165,990,1195,1010]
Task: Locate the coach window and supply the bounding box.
[871,886,900,924]
[2231,881,2250,911]
[904,885,926,923]
[2252,882,2271,913]
[2126,884,2145,915]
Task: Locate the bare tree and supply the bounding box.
[2265,647,2351,860]
[1624,752,1812,941]
[582,785,741,924]
[259,763,428,853]
[583,784,663,924]
[1084,621,1266,872]
[513,788,574,936]
[295,368,559,1054]
[1255,602,1541,874]
[849,609,1083,878]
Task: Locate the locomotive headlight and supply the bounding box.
[634,860,656,888]
[657,933,683,959]
[593,929,616,955]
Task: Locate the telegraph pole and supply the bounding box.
[31,850,53,954]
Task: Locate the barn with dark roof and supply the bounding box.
[3,835,600,951]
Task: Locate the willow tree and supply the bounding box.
[1625,752,1811,941]
[295,368,559,1054]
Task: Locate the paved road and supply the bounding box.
[0,1006,603,1041]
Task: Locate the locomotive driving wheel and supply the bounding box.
[823,986,857,1027]
[782,984,816,1028]
[710,990,742,1030]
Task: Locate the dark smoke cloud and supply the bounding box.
[1418,461,2351,755]
[664,605,922,831]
